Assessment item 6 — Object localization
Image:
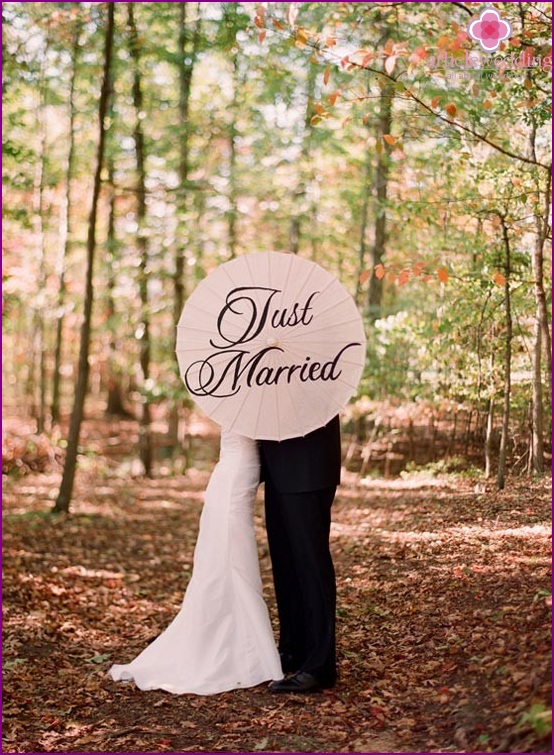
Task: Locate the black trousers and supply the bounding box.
[264,481,337,684]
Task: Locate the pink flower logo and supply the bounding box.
[467,8,512,52]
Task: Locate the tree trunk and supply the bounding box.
[288,61,317,255]
[497,217,512,490]
[32,39,50,434]
[228,53,239,259]
[530,171,551,472]
[367,80,394,320]
[527,116,550,473]
[127,2,153,477]
[224,3,240,259]
[52,19,80,426]
[168,1,200,445]
[104,117,131,418]
[355,141,373,306]
[54,3,114,514]
[484,397,494,479]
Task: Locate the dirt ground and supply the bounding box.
[2,419,552,753]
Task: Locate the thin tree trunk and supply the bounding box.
[228,53,239,259]
[355,144,373,306]
[530,170,551,471]
[497,217,512,490]
[54,3,115,514]
[224,3,240,259]
[527,118,550,472]
[168,1,200,445]
[289,61,317,255]
[52,18,80,426]
[105,125,130,418]
[127,2,153,477]
[484,397,494,479]
[32,39,50,433]
[355,80,373,305]
[367,80,394,320]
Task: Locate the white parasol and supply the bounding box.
[176,251,366,441]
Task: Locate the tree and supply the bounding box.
[168,1,201,445]
[54,3,115,513]
[52,11,82,426]
[127,2,153,476]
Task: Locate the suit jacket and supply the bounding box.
[258,415,341,494]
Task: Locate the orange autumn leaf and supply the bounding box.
[272,19,285,30]
[431,95,441,109]
[323,66,331,86]
[397,269,411,286]
[258,30,267,43]
[374,263,386,280]
[383,134,395,145]
[325,36,337,47]
[437,267,449,284]
[493,271,506,287]
[328,91,340,106]
[359,269,371,285]
[254,16,263,28]
[295,28,308,48]
[445,103,457,117]
[361,53,374,68]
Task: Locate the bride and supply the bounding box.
[108,432,283,694]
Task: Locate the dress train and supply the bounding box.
[108,433,283,695]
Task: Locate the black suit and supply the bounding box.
[258,416,340,684]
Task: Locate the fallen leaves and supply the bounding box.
[2,425,551,753]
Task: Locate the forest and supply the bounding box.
[2,2,552,753]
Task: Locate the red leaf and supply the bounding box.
[375,264,386,280]
[437,267,449,284]
[397,269,410,286]
[361,53,374,68]
[445,103,457,117]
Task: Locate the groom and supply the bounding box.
[258,415,340,692]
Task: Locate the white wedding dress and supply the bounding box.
[108,432,283,694]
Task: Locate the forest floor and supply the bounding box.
[2,414,552,754]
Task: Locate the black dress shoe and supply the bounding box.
[268,672,334,693]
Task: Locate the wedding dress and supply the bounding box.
[108,432,283,694]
